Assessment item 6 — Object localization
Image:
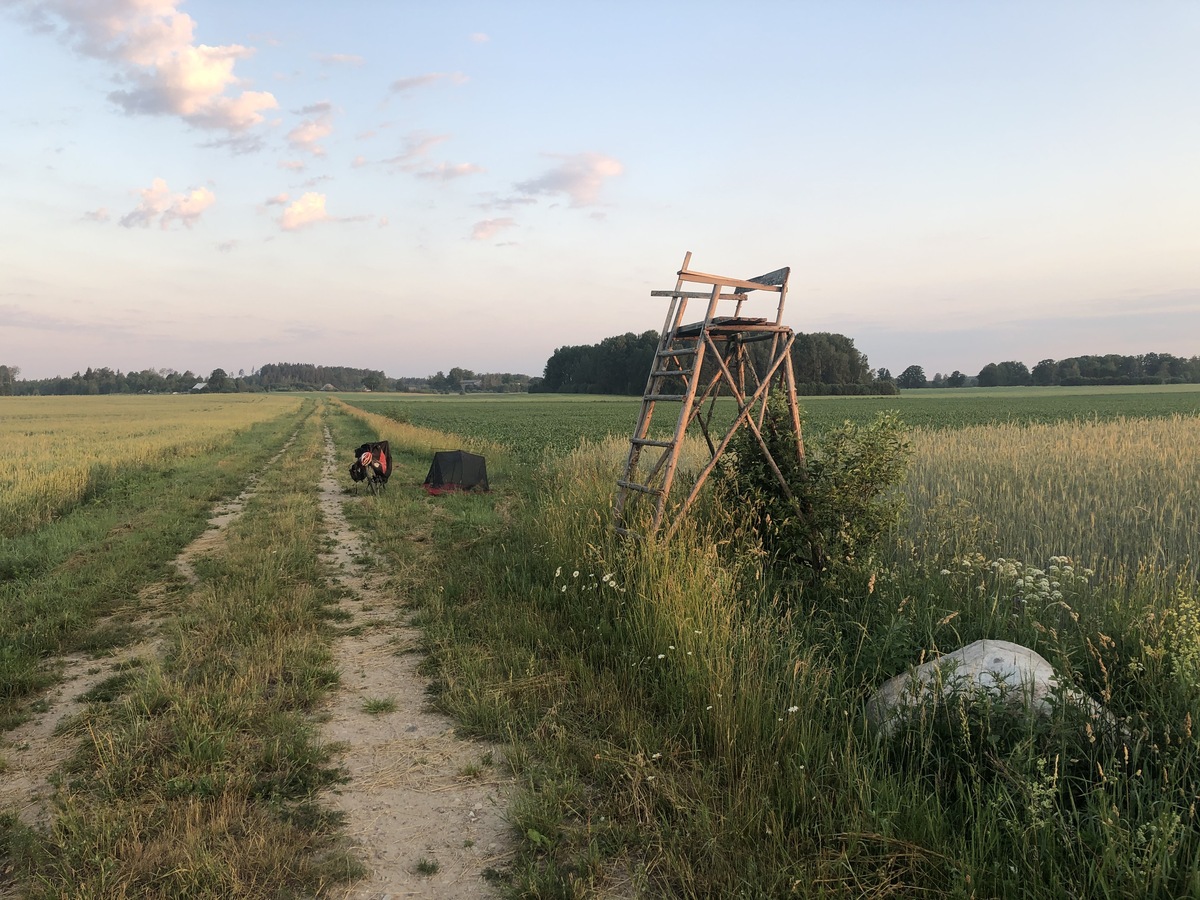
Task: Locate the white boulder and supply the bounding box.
[866,639,1095,735]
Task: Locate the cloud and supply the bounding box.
[14,0,279,134]
[389,71,468,94]
[278,159,305,172]
[216,239,238,252]
[476,193,538,212]
[515,153,623,207]
[286,103,334,156]
[279,192,330,230]
[119,177,215,229]
[471,218,516,241]
[351,154,367,168]
[315,52,364,66]
[263,192,289,207]
[377,132,449,172]
[416,162,484,182]
[82,207,110,223]
[468,32,489,43]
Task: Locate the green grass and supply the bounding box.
[0,401,315,731]
[1,404,362,898]
[337,395,1200,898]
[362,697,397,715]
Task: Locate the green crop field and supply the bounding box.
[345,383,1200,456]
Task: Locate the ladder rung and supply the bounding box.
[651,367,693,378]
[632,437,674,448]
[617,480,663,495]
[657,347,697,358]
[644,394,687,402]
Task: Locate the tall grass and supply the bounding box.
[0,395,303,538]
[350,408,1200,897]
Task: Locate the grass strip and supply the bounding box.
[0,401,315,732]
[4,403,359,898]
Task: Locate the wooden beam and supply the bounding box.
[677,267,785,293]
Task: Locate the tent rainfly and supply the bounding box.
[424,450,489,494]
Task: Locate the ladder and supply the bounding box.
[613,252,807,541]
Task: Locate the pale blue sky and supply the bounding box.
[2,1,1197,381]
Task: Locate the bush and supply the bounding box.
[714,396,911,586]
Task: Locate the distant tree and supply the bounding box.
[896,365,927,389]
[876,367,893,382]
[1032,359,1058,386]
[361,372,383,391]
[0,364,18,395]
[447,367,475,391]
[208,368,229,392]
[946,370,966,387]
[977,363,1000,387]
[998,360,1032,385]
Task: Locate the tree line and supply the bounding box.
[534,330,897,396]
[883,352,1200,389]
[0,362,536,396]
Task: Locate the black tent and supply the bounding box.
[424,450,489,494]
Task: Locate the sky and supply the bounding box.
[2,1,1198,382]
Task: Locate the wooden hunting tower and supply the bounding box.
[613,252,807,540]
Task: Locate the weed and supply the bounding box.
[361,697,397,715]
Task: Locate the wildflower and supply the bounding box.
[561,585,567,593]
[657,654,665,659]
[940,569,951,576]
[706,705,713,710]
[573,570,580,578]
[602,574,611,583]
[651,752,662,759]
[668,645,675,650]
[555,566,562,578]
[787,706,800,714]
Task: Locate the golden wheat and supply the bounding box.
[0,394,303,537]
[902,414,1200,576]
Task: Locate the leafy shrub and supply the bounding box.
[714,397,911,586]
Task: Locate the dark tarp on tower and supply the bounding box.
[423,450,489,494]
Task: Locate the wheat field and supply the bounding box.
[0,394,303,537]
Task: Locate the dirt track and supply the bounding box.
[316,425,514,898]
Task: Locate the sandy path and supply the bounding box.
[317,426,514,899]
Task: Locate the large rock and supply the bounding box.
[866,639,1093,735]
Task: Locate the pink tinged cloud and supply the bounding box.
[18,0,278,133]
[515,153,623,207]
[279,159,306,172]
[287,113,333,156]
[263,192,289,207]
[315,53,364,66]
[121,177,218,229]
[82,207,110,222]
[417,162,485,182]
[280,192,331,231]
[119,177,215,229]
[471,218,516,241]
[378,132,450,172]
[389,72,468,93]
[468,33,490,43]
